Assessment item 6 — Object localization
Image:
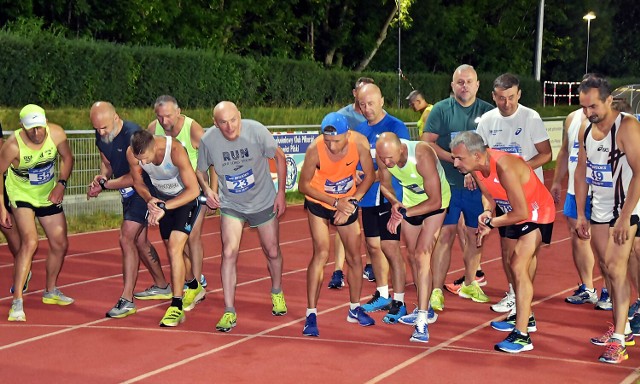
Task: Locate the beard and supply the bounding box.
[100,129,118,144]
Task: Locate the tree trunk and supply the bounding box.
[354,4,397,72]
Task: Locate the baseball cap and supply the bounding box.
[320,112,349,135]
[405,90,422,102]
[19,104,47,129]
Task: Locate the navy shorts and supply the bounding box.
[443,188,483,228]
[304,199,359,227]
[158,199,201,240]
[123,194,148,225]
[361,202,401,241]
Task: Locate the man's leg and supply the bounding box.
[306,213,331,309]
[11,208,38,302]
[134,225,168,288]
[159,230,189,327]
[509,231,541,334]
[256,216,287,316]
[328,232,346,289]
[37,212,69,294]
[568,217,596,290]
[184,208,206,282]
[119,220,143,301]
[220,215,244,310]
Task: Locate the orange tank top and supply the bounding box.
[307,136,360,209]
[474,149,555,224]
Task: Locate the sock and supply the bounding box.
[171,296,183,310]
[306,308,317,317]
[350,302,359,310]
[417,310,428,323]
[271,287,282,294]
[377,285,389,299]
[186,278,198,289]
[225,307,236,314]
[508,283,515,296]
[394,292,405,303]
[586,287,595,292]
[612,333,625,344]
[625,321,632,334]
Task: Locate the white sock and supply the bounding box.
[350,302,359,310]
[306,308,317,317]
[625,321,632,334]
[417,310,428,323]
[508,284,515,296]
[394,292,405,303]
[377,285,389,299]
[612,333,625,344]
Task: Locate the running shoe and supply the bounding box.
[590,324,635,346]
[183,283,206,312]
[133,284,172,300]
[595,288,613,311]
[495,329,533,353]
[444,270,487,294]
[363,264,376,282]
[629,298,640,320]
[302,313,319,337]
[200,274,208,288]
[565,284,598,305]
[383,300,407,324]
[361,290,392,313]
[9,270,32,294]
[106,297,137,319]
[327,270,345,289]
[430,288,444,311]
[490,310,537,333]
[347,306,375,326]
[599,339,628,364]
[410,320,429,343]
[271,291,288,316]
[491,291,515,313]
[42,288,74,306]
[216,312,237,332]
[159,306,185,327]
[631,314,640,336]
[458,280,489,303]
[8,299,25,322]
[398,305,438,325]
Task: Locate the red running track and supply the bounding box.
[0,177,639,383]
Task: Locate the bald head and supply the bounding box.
[213,101,243,141]
[90,101,121,143]
[451,64,480,107]
[376,132,403,169]
[213,101,240,120]
[90,101,116,120]
[358,84,386,125]
[358,84,382,100]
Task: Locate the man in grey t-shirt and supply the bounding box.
[196,101,288,333]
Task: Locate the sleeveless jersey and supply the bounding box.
[140,136,185,201]
[155,116,198,170]
[474,149,555,224]
[584,113,640,222]
[387,140,451,209]
[6,127,59,207]
[307,135,359,209]
[567,110,585,195]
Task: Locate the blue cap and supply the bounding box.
[321,112,349,135]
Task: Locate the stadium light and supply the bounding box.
[583,11,596,74]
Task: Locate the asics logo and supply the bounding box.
[521,225,529,232]
[493,177,500,183]
[597,145,610,152]
[515,127,522,135]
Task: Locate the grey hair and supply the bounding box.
[154,95,179,109]
[450,131,487,154]
[453,64,475,79]
[493,73,520,91]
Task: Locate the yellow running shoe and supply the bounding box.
[42,288,74,306]
[159,306,185,327]
[183,283,206,312]
[271,291,287,316]
[459,280,490,303]
[430,288,444,311]
[8,299,26,322]
[216,312,237,332]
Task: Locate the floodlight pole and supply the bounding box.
[397,0,401,108]
[534,0,544,81]
[583,12,596,74]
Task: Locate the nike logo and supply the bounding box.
[347,161,354,166]
[379,211,389,216]
[493,177,500,183]
[117,148,123,152]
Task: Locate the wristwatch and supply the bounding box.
[156,202,167,212]
[484,217,494,229]
[348,198,359,208]
[98,178,107,190]
[57,179,67,188]
[398,207,408,219]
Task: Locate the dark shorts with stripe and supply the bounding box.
[304,199,359,227]
[123,194,148,225]
[158,198,201,240]
[361,202,401,241]
[14,201,63,218]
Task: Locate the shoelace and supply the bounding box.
[594,324,615,343]
[366,292,381,304]
[602,341,624,360]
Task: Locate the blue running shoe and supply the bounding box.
[490,311,537,333]
[495,329,533,353]
[327,270,345,289]
[10,270,32,294]
[631,314,640,336]
[410,320,429,343]
[361,290,392,313]
[383,300,407,324]
[399,305,437,325]
[362,264,376,282]
[565,284,598,304]
[596,288,613,311]
[200,274,208,288]
[347,306,375,326]
[303,313,319,337]
[629,299,640,320]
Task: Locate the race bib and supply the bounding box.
[153,177,183,196]
[403,183,425,194]
[119,187,135,198]
[495,198,513,213]
[494,144,521,156]
[28,162,54,185]
[324,176,354,195]
[586,161,613,187]
[225,169,256,194]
